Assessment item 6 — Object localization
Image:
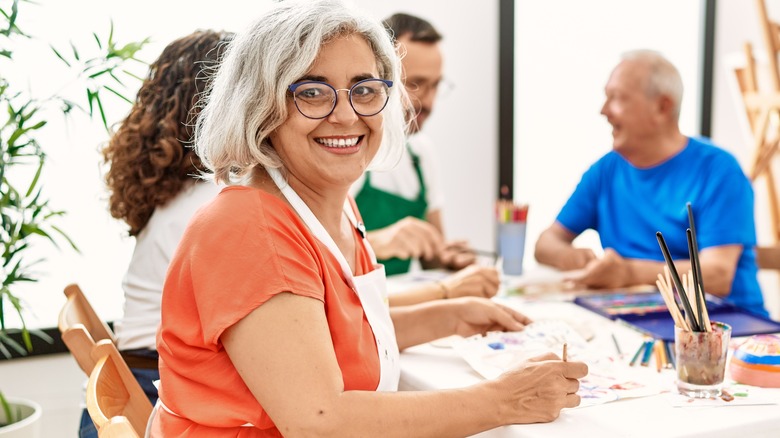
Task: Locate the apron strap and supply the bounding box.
[265,166,376,287]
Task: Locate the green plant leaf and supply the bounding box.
[49,45,71,67]
[94,91,107,130]
[0,388,14,423]
[69,41,79,61]
[50,224,79,252]
[23,158,42,197]
[87,68,110,79]
[122,69,144,82]
[86,88,95,116]
[104,85,132,104]
[0,332,29,356]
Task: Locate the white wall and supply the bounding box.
[5,0,498,332]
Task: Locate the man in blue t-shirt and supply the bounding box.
[534,50,767,316]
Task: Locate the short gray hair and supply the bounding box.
[195,0,406,184]
[621,49,683,122]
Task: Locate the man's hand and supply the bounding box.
[565,248,633,289]
[559,247,598,271]
[366,217,444,261]
[438,240,477,270]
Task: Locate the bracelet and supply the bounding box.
[436,281,450,299]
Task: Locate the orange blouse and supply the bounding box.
[156,186,379,436]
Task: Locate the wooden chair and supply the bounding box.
[58,283,116,375]
[87,340,153,438]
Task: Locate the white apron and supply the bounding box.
[267,166,401,391]
[148,169,400,436]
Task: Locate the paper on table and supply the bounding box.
[451,320,667,408]
[452,320,590,379]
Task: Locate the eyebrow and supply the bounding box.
[295,73,377,84]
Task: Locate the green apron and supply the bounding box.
[354,147,428,275]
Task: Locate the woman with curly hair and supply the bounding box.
[80,29,232,437]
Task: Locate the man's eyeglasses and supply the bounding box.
[288,78,393,119]
[405,78,455,99]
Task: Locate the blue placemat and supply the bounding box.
[574,292,780,341]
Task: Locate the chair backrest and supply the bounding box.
[58,283,116,375]
[87,340,153,438]
[99,417,140,438]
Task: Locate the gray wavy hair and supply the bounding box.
[621,49,684,122]
[194,0,408,184]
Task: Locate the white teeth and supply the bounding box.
[316,137,359,148]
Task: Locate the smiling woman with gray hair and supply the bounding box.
[152,1,587,436]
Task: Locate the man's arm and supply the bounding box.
[571,245,742,296]
[534,222,597,271]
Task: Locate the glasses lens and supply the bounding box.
[350,79,390,116]
[405,78,454,99]
[293,83,336,118]
[438,79,455,99]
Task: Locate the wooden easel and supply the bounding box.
[735,0,780,254]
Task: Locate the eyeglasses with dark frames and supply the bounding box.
[288,78,393,119]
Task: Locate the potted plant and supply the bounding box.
[0,0,146,433]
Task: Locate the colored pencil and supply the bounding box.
[611,333,623,356]
[664,340,676,369]
[562,343,568,362]
[629,341,645,366]
[640,339,655,367]
[657,340,668,371]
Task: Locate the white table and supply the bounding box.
[396,289,780,437]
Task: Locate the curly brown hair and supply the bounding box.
[103,29,232,236]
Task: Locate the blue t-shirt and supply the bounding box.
[557,137,766,316]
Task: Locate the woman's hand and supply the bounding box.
[493,352,588,424]
[391,297,530,350]
[441,265,500,299]
[447,297,531,337]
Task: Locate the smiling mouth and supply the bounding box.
[315,136,363,148]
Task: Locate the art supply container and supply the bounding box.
[674,322,731,398]
[497,221,526,276]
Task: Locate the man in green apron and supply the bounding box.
[352,13,500,305]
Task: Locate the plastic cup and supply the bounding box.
[674,321,732,398]
[497,222,526,276]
